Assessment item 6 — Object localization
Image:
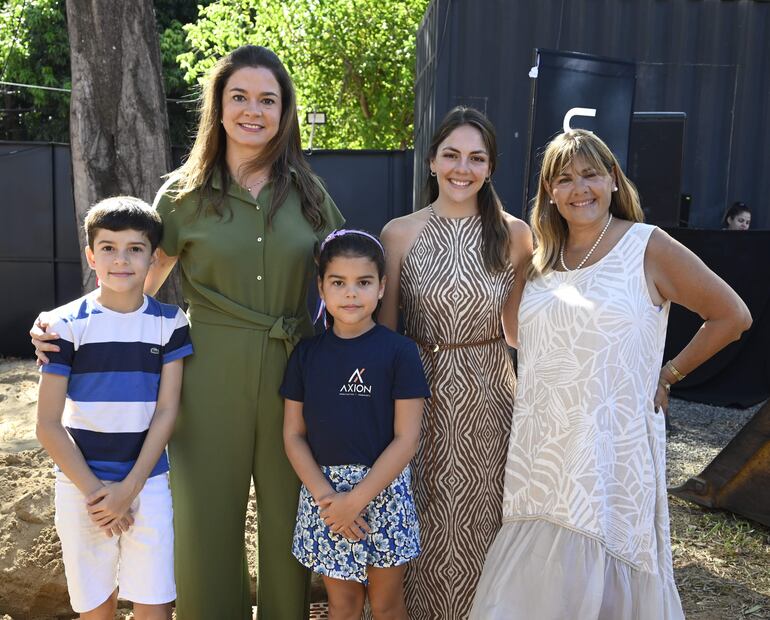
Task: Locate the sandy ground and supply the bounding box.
[1,356,768,619]
[0,357,263,619]
[0,359,39,454]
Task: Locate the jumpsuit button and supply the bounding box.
[257,275,263,281]
[255,205,260,210]
[257,237,262,242]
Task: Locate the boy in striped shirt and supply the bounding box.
[36,196,192,619]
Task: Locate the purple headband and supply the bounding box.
[315,229,384,326]
[320,228,384,253]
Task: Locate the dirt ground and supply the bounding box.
[0,357,262,619]
[1,356,768,619]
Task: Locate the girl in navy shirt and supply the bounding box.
[281,230,429,619]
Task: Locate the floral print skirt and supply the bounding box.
[292,464,420,583]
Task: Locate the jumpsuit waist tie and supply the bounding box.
[189,301,302,358]
[411,335,504,506]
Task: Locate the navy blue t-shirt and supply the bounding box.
[280,324,430,467]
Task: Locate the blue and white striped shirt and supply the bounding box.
[41,291,193,481]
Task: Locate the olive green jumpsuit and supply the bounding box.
[154,173,344,619]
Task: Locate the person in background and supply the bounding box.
[722,201,751,230]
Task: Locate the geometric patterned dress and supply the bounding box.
[400,206,516,619]
[471,223,685,619]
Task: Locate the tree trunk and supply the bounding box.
[66,0,182,305]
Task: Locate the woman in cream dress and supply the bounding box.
[471,130,751,620]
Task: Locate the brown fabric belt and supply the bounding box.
[412,335,504,505]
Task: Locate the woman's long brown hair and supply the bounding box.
[169,45,326,231]
[425,107,510,273]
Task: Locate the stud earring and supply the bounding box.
[430,170,437,177]
[613,186,618,192]
[485,175,491,184]
[549,199,555,204]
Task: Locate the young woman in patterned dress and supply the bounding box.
[471,129,752,619]
[379,107,532,619]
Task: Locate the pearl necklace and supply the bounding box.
[559,213,613,271]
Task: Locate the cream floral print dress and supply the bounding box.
[471,224,684,620]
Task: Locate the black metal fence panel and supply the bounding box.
[663,228,770,407]
[0,143,81,357]
[306,150,414,235]
[416,0,770,228]
[1,144,412,357]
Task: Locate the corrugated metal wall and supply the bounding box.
[415,0,770,229]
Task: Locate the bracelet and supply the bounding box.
[658,378,671,393]
[665,360,686,382]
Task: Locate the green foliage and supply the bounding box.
[0,0,70,141]
[158,1,218,145]
[177,0,430,149]
[159,19,198,145]
[0,0,216,144]
[154,0,211,28]
[0,0,429,149]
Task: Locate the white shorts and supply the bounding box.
[54,472,176,613]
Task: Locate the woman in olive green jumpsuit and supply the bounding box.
[147,46,343,619]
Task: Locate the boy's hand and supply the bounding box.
[318,492,370,541]
[105,514,135,538]
[86,481,139,536]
